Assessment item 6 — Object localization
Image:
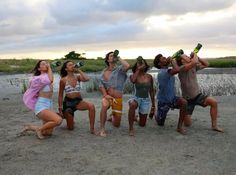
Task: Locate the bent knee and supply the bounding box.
[88,103,95,111]
[129,102,137,110]
[55,117,63,126]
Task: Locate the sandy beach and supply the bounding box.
[0,91,235,175]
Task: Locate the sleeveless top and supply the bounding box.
[134,82,151,98]
[64,75,81,94]
[41,84,52,92]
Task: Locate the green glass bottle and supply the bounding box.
[113,50,119,58]
[193,43,202,53]
[51,60,61,68]
[74,61,85,68]
[172,49,184,60]
[113,50,119,62]
[137,56,143,64]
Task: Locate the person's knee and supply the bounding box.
[129,102,137,110]
[55,116,63,126]
[179,98,187,108]
[88,103,95,112]
[101,102,109,111]
[210,98,217,108]
[113,115,121,127]
[205,97,217,108]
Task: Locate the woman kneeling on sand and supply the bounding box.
[58,61,95,134]
[22,60,62,139]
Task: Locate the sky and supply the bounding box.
[0,0,236,59]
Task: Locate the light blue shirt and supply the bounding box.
[157,68,176,103]
[99,65,127,93]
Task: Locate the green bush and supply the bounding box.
[208,59,236,67]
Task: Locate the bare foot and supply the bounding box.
[19,124,36,135]
[20,125,30,135]
[36,129,45,139]
[212,127,224,133]
[129,129,135,136]
[97,130,107,137]
[176,128,186,135]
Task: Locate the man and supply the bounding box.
[98,51,130,137]
[177,52,223,132]
[153,54,187,134]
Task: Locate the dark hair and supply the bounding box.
[153,54,163,69]
[132,59,150,73]
[32,60,45,76]
[104,51,113,66]
[60,61,72,77]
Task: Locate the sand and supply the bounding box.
[0,91,235,175]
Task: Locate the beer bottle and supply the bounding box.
[113,50,119,58]
[51,60,61,68]
[193,43,202,54]
[113,50,119,62]
[172,49,184,60]
[137,56,143,64]
[74,61,85,68]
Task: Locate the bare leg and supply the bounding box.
[37,110,63,139]
[204,97,223,132]
[76,100,96,134]
[176,98,187,135]
[98,98,110,137]
[20,123,38,134]
[128,101,138,136]
[64,112,74,130]
[138,113,147,127]
[184,115,192,127]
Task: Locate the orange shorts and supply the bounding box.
[111,98,123,116]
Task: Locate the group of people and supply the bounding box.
[21,50,223,139]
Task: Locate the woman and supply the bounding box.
[128,58,155,136]
[22,60,62,139]
[58,61,95,134]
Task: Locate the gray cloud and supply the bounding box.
[0,0,236,57]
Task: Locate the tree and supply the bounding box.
[64,51,86,60]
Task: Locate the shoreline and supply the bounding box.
[1,67,236,76]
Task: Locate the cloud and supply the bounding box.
[0,0,236,58]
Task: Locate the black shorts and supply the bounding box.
[187,93,208,115]
[63,96,83,116]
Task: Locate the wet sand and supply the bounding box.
[0,92,235,175]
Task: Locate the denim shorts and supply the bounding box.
[34,97,53,115]
[129,96,150,115]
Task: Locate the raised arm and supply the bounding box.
[77,69,90,82]
[130,65,144,83]
[47,63,54,83]
[169,59,181,75]
[181,53,198,71]
[118,57,130,72]
[197,57,209,69]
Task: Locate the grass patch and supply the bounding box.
[1,57,236,74]
[208,59,236,68]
